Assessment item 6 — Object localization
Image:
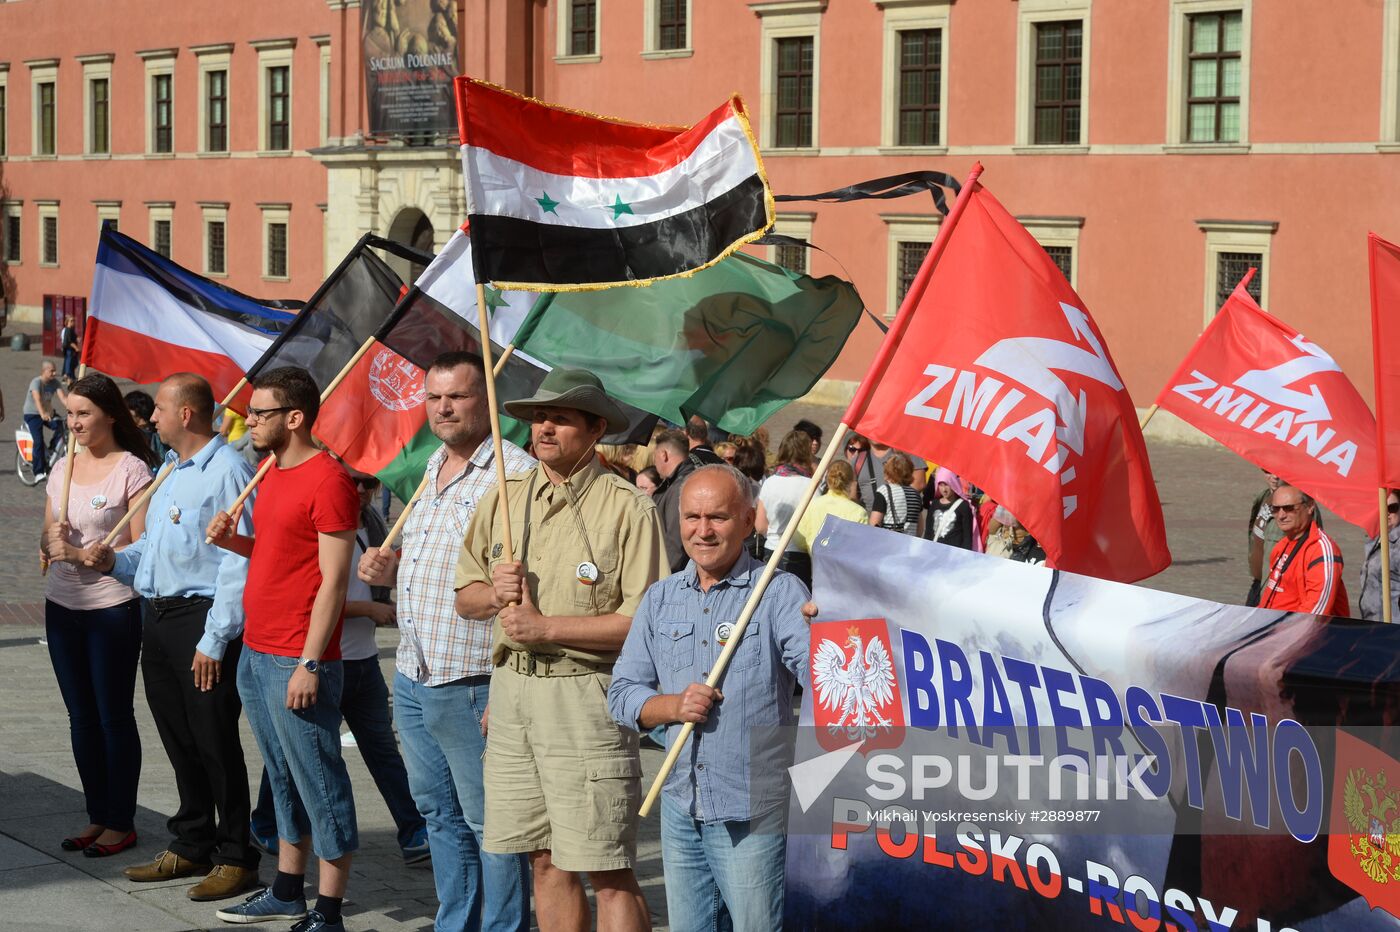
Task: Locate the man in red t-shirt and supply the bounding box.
[206,367,359,931]
[1260,483,1350,617]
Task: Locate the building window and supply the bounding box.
[207,220,226,275]
[0,85,6,157]
[657,0,686,51]
[153,219,172,258]
[207,70,228,152]
[775,243,807,275]
[4,213,20,263]
[90,78,109,154]
[895,29,941,148]
[1043,245,1074,282]
[896,240,930,307]
[775,37,814,149]
[42,214,58,266]
[1216,251,1262,306]
[570,1,598,56]
[153,73,173,153]
[267,66,290,151]
[1034,21,1083,145]
[38,82,56,155]
[1186,10,1243,143]
[266,221,288,278]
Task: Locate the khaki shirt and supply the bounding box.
[455,460,668,665]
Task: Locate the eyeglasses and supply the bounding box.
[846,445,862,453]
[1389,501,1400,515]
[355,477,381,490]
[1272,502,1305,514]
[246,405,293,422]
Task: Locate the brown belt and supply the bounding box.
[499,648,611,678]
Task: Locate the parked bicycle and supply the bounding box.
[15,421,67,486]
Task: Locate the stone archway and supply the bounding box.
[386,207,434,284]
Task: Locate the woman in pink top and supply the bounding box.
[41,374,157,858]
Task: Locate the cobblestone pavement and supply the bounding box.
[0,329,1371,929]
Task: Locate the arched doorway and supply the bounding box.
[385,207,434,284]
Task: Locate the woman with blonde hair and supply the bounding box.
[797,459,869,555]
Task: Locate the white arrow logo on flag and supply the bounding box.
[1232,334,1340,424]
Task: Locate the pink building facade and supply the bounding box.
[4,0,1398,413]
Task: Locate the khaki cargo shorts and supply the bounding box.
[482,664,641,872]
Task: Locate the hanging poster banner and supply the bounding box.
[784,518,1400,930]
[362,0,458,136]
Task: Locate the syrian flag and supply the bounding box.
[456,76,774,291]
[86,224,298,403]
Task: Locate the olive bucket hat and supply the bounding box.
[502,368,629,434]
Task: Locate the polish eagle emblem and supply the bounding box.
[1343,766,1400,884]
[812,626,897,740]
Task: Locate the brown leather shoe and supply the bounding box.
[123,850,210,882]
[187,864,262,902]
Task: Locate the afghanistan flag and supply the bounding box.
[511,250,863,436]
[85,224,298,405]
[456,76,773,291]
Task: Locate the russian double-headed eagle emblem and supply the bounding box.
[1342,766,1400,884]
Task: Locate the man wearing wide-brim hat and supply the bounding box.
[454,368,667,931]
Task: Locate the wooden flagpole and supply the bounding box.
[639,423,851,817]
[474,283,516,562]
[1382,487,1394,624]
[205,334,381,543]
[376,346,518,551]
[1139,404,1159,432]
[102,378,249,547]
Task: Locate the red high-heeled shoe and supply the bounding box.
[60,831,101,852]
[82,830,137,858]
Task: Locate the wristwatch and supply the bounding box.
[298,658,320,674]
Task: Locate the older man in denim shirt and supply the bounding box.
[609,465,809,932]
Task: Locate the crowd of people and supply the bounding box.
[18,344,1400,932]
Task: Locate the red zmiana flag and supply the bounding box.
[1156,278,1380,537]
[1369,232,1400,488]
[844,168,1170,583]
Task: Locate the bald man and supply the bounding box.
[609,465,811,931]
[85,374,262,901]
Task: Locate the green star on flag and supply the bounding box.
[482,285,509,318]
[535,192,560,214]
[608,195,634,220]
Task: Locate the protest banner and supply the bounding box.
[785,518,1400,930]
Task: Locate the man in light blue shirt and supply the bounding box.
[86,373,261,902]
[608,465,810,932]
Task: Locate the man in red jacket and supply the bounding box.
[1260,483,1350,617]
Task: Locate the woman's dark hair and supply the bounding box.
[792,419,823,445]
[124,390,155,423]
[71,374,160,467]
[732,440,767,482]
[638,465,661,488]
[776,430,815,470]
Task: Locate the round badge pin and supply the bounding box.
[576,561,599,585]
[168,505,182,525]
[491,543,503,560]
[715,622,734,645]
[90,494,108,509]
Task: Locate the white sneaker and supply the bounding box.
[33,472,47,482]
[340,731,357,747]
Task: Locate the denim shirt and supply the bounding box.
[608,550,810,824]
[112,436,255,660]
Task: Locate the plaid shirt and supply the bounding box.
[395,438,535,685]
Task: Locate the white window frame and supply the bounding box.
[313,35,332,146]
[1019,216,1083,289]
[37,200,59,268]
[192,43,233,156]
[1197,218,1275,322]
[1382,0,1400,145]
[643,0,692,59]
[93,199,121,233]
[882,212,941,320]
[3,201,22,265]
[768,211,815,274]
[0,64,9,160]
[146,201,174,259]
[252,38,296,154]
[1166,0,1252,149]
[873,0,950,152]
[756,0,825,152]
[200,201,229,277]
[139,48,178,157]
[77,55,114,158]
[1014,0,1091,150]
[260,203,291,281]
[27,58,59,159]
[556,0,603,64]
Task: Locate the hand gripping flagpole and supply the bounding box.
[639,162,988,817]
[204,334,382,543]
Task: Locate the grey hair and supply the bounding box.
[678,463,755,509]
[1275,483,1315,506]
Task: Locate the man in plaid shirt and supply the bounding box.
[359,351,534,932]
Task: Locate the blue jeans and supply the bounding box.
[394,672,529,932]
[660,798,787,932]
[24,413,62,476]
[251,657,424,851]
[46,599,143,831]
[237,647,358,861]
